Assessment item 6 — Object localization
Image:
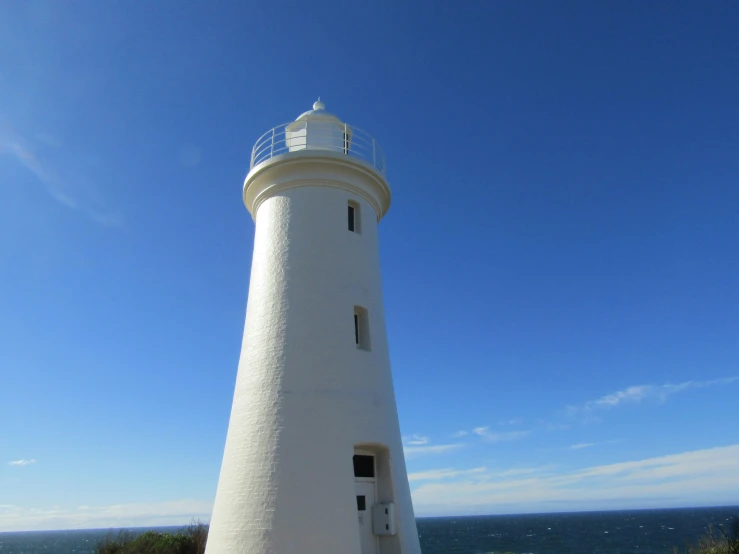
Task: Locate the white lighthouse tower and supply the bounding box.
[206,100,422,554]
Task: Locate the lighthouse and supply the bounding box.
[206,101,422,554]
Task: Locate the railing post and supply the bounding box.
[344,123,348,155]
[270,127,275,157]
[372,139,376,167]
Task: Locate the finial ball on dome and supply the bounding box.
[313,98,325,111]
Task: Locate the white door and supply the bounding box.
[355,480,377,554]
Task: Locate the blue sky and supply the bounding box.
[1,1,738,532]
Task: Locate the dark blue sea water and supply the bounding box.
[0,506,736,554]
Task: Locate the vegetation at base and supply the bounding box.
[674,517,739,554]
[91,516,739,554]
[95,521,208,554]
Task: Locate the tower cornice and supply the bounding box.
[243,150,392,222]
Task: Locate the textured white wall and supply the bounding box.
[206,156,421,554]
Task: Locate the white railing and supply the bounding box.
[250,120,386,176]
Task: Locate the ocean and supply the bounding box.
[0,506,736,554]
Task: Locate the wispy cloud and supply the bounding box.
[496,467,550,478]
[409,466,546,483]
[404,425,529,457]
[409,467,487,482]
[569,439,622,450]
[498,418,524,426]
[8,459,37,467]
[567,377,738,416]
[403,443,463,458]
[404,434,429,446]
[446,426,531,443]
[448,418,525,440]
[0,499,212,532]
[411,444,739,516]
[472,426,531,442]
[402,434,464,458]
[1,133,123,227]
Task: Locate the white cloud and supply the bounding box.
[496,467,550,477]
[448,420,525,440]
[409,466,546,483]
[8,459,37,467]
[409,467,487,482]
[411,444,739,516]
[1,133,123,227]
[404,434,429,446]
[569,377,738,415]
[472,427,530,442]
[403,443,463,458]
[569,439,622,450]
[0,499,213,532]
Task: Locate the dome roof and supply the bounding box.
[294,98,343,124]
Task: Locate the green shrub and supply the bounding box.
[674,517,739,554]
[95,521,208,554]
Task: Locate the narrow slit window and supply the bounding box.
[348,201,360,233]
[353,306,370,350]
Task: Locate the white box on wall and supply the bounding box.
[373,502,396,535]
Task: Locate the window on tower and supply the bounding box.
[348,201,360,233]
[353,455,375,478]
[354,306,370,350]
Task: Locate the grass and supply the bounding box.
[95,521,208,554]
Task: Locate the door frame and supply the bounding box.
[354,448,379,554]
